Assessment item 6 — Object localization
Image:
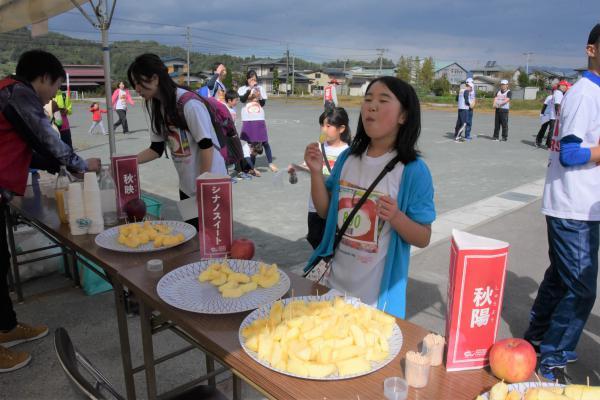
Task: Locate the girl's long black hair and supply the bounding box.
[350,76,421,164]
[127,53,188,138]
[319,107,352,144]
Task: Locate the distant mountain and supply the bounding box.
[0,28,320,84]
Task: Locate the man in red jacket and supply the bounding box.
[0,50,100,373]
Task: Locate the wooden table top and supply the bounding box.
[119,252,499,400]
[9,183,199,277]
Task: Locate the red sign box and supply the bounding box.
[445,230,509,371]
[197,174,232,259]
[111,155,140,218]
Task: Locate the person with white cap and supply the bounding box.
[466,77,476,138]
[524,23,600,384]
[454,81,473,141]
[492,79,511,141]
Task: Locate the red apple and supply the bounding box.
[231,238,255,260]
[489,338,537,383]
[124,198,146,222]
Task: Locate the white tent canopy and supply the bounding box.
[0,0,118,157]
[0,0,89,33]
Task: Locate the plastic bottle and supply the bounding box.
[55,166,72,224]
[99,166,118,226]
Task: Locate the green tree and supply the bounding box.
[517,69,530,88]
[431,75,451,96]
[396,56,411,82]
[412,56,421,86]
[419,57,435,91]
[272,68,280,94]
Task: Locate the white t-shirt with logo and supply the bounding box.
[326,151,404,306]
[307,143,348,213]
[542,75,600,221]
[116,89,128,110]
[541,95,553,123]
[150,88,227,196]
[238,85,268,122]
[549,89,564,120]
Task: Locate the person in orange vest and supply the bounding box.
[0,50,100,373]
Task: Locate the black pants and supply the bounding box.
[179,190,198,230]
[306,212,326,249]
[114,109,129,133]
[535,119,555,147]
[0,203,17,331]
[59,129,73,149]
[493,109,509,140]
[250,142,274,165]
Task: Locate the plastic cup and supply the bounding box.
[384,377,408,400]
[405,352,431,389]
[147,259,164,276]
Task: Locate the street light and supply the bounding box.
[522,52,534,76]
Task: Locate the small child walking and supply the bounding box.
[88,102,107,135]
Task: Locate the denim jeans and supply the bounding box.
[524,216,599,368]
[466,109,473,139]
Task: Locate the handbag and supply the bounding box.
[303,153,401,284]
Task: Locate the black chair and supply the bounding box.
[54,328,228,400]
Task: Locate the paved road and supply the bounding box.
[69,99,549,267]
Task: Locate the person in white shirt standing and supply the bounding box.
[535,87,554,148]
[492,79,511,141]
[454,82,473,141]
[111,81,134,134]
[524,23,600,384]
[466,77,476,139]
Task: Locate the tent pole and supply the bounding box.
[100,7,116,157]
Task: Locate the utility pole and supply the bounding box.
[286,45,289,101]
[523,52,534,76]
[186,26,191,86]
[292,55,295,95]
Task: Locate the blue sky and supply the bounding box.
[49,0,600,68]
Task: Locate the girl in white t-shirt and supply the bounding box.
[127,54,227,225]
[304,77,436,316]
[306,107,351,249]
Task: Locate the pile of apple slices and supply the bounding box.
[241,297,396,378]
[479,381,600,400]
[197,261,280,298]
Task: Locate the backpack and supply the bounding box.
[177,91,244,165]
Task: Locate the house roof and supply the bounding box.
[279,71,311,82]
[349,77,370,85]
[242,58,286,66]
[469,61,519,73]
[161,56,186,64]
[434,61,467,73]
[472,75,499,84]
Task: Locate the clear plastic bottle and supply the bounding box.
[55,166,73,224]
[99,166,118,226]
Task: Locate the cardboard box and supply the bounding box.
[445,229,509,371]
[197,173,232,258]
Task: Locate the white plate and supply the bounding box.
[480,382,565,399]
[157,259,291,314]
[94,221,196,253]
[239,295,403,380]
